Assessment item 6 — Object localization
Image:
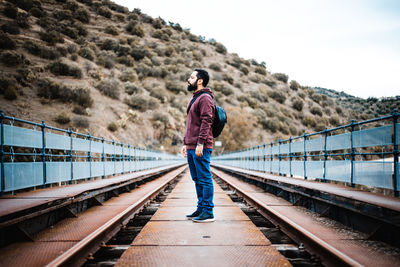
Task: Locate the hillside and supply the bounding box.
[0,0,396,154]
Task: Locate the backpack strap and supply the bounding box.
[186,92,212,114]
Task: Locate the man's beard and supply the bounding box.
[187,79,198,91]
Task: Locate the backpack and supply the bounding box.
[187,92,227,138]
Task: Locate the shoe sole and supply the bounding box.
[192,218,215,223]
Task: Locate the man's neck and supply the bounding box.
[194,86,205,94]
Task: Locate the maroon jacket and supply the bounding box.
[183,88,215,150]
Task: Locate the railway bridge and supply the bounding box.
[0,110,399,266]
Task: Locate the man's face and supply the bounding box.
[187,71,200,91]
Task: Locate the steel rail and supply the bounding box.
[211,168,362,267]
[46,165,186,267]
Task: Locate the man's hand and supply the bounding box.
[181,145,187,157]
[195,144,203,157]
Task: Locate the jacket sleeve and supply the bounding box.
[197,95,214,144]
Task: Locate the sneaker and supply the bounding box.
[186,209,202,219]
[192,212,215,223]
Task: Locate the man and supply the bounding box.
[181,68,215,223]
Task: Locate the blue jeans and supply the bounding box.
[187,149,214,215]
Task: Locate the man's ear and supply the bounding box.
[197,78,203,86]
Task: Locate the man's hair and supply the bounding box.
[194,68,209,87]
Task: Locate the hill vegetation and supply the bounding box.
[0,0,397,154]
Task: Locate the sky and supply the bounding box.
[114,0,400,99]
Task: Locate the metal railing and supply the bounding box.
[212,110,400,197]
[0,111,184,193]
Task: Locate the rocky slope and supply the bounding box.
[0,0,396,154]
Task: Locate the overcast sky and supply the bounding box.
[114,0,400,99]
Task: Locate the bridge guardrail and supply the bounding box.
[0,111,184,193]
[212,110,399,197]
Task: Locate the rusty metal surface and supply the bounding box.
[251,192,293,206]
[0,166,186,267]
[167,191,232,200]
[114,171,291,267]
[161,197,236,207]
[212,163,400,212]
[212,167,400,267]
[116,245,291,267]
[0,241,77,267]
[151,206,251,221]
[132,220,269,246]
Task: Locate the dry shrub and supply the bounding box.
[54,112,70,124]
[329,116,340,126]
[74,7,90,23]
[310,106,323,116]
[1,22,20,35]
[119,69,138,82]
[4,85,18,100]
[72,105,88,115]
[16,12,30,28]
[78,46,95,60]
[126,22,144,37]
[302,116,316,128]
[0,51,24,66]
[3,3,18,18]
[214,42,226,54]
[255,66,266,75]
[131,46,147,60]
[268,90,286,104]
[310,93,322,104]
[290,80,300,90]
[97,6,112,18]
[37,79,93,107]
[96,78,120,99]
[273,73,289,83]
[48,60,83,78]
[107,122,118,132]
[124,94,160,112]
[105,25,119,35]
[23,40,61,59]
[124,82,141,95]
[165,80,185,94]
[240,66,249,75]
[209,63,221,71]
[292,98,304,111]
[72,116,89,128]
[152,111,170,127]
[39,30,64,45]
[223,74,234,84]
[0,32,16,49]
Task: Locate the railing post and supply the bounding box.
[0,110,5,193]
[88,133,91,180]
[350,120,356,188]
[121,143,124,174]
[41,121,46,188]
[323,128,328,183]
[101,137,105,179]
[112,140,116,175]
[392,109,399,197]
[133,146,136,172]
[278,140,282,176]
[303,133,307,180]
[263,143,266,173]
[289,137,293,177]
[128,144,131,173]
[270,142,273,174]
[68,128,73,184]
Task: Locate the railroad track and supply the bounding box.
[211,167,400,267]
[0,165,186,267]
